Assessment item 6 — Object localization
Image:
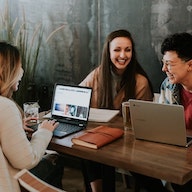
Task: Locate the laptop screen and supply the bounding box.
[51,84,92,122]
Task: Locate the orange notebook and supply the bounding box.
[72,125,124,149]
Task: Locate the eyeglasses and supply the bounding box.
[161,59,176,68]
[161,58,191,69]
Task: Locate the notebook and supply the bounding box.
[29,84,92,138]
[129,99,192,147]
[43,108,119,122]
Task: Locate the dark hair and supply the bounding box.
[98,29,153,108]
[161,32,192,61]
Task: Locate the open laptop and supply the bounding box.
[50,83,92,137]
[31,83,92,138]
[129,99,192,147]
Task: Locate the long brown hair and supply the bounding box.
[0,42,21,98]
[98,29,153,108]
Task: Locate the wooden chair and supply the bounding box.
[15,169,66,192]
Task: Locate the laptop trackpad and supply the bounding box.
[53,130,67,137]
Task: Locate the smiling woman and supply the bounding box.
[109,37,132,75]
[79,29,154,192]
[80,29,154,110]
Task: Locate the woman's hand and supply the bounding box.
[23,116,39,132]
[39,119,59,132]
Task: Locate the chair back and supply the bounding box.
[15,169,66,192]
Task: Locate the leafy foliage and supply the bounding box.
[0,1,64,106]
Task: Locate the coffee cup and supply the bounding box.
[23,102,40,123]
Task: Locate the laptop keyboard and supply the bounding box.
[55,123,82,134]
[53,122,84,137]
[28,121,84,137]
[28,124,38,131]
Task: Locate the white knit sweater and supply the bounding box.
[0,96,52,192]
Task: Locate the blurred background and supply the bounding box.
[0,0,192,110]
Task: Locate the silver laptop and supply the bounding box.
[50,83,92,137]
[129,99,192,147]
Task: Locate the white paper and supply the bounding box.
[43,108,119,122]
[88,108,119,122]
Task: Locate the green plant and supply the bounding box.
[0,1,64,106]
[14,21,44,105]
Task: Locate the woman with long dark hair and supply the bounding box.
[80,29,154,192]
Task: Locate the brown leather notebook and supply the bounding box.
[71,125,124,149]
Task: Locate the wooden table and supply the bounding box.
[44,114,192,185]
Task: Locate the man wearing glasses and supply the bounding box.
[159,32,192,192]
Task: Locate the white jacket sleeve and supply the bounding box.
[0,97,52,170]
